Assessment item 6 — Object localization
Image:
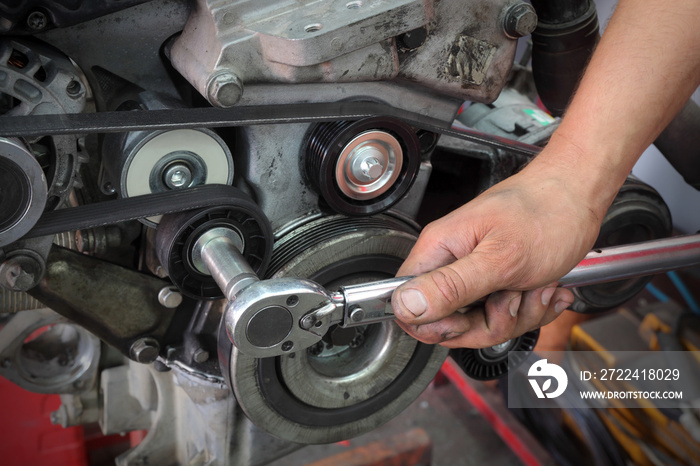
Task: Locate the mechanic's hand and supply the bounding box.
[391,157,605,349]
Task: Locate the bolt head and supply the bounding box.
[206,72,243,108]
[193,348,209,363]
[158,286,183,308]
[350,307,365,322]
[130,338,160,364]
[26,11,48,31]
[504,3,538,39]
[163,164,193,190]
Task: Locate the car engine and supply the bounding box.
[0,1,678,464]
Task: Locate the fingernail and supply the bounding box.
[444,331,464,341]
[541,287,556,307]
[508,295,521,318]
[398,288,428,318]
[554,300,570,314]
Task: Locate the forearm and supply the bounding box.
[529,0,700,221]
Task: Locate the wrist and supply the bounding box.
[522,132,629,223]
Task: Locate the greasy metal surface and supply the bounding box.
[28,246,175,356]
[170,0,425,105]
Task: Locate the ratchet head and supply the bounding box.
[223,277,338,358]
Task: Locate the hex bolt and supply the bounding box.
[193,348,210,363]
[503,3,538,39]
[130,338,160,364]
[158,286,183,308]
[349,307,365,323]
[206,71,243,108]
[26,10,49,31]
[163,163,193,189]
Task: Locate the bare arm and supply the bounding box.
[392,0,700,348]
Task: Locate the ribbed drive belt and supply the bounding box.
[24,185,243,239]
[2,101,542,239]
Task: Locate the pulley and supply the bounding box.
[155,188,272,300]
[451,329,539,381]
[0,138,47,247]
[571,178,672,312]
[0,38,87,247]
[303,117,422,216]
[222,214,448,444]
[101,93,235,227]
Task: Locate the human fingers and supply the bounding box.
[426,287,574,349]
[536,288,575,328]
[398,290,521,348]
[392,249,503,326]
[396,221,463,278]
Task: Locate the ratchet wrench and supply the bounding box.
[194,231,700,358]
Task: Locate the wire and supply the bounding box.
[645,282,670,302]
[667,271,700,314]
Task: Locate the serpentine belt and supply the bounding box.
[1,101,542,240]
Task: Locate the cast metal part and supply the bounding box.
[0,138,47,247]
[28,246,178,361]
[170,0,521,106]
[0,307,100,394]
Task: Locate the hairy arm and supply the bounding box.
[392,0,700,348]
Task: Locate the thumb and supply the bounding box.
[392,251,500,325]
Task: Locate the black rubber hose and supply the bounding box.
[530,0,592,24]
[530,0,600,116]
[654,99,700,190]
